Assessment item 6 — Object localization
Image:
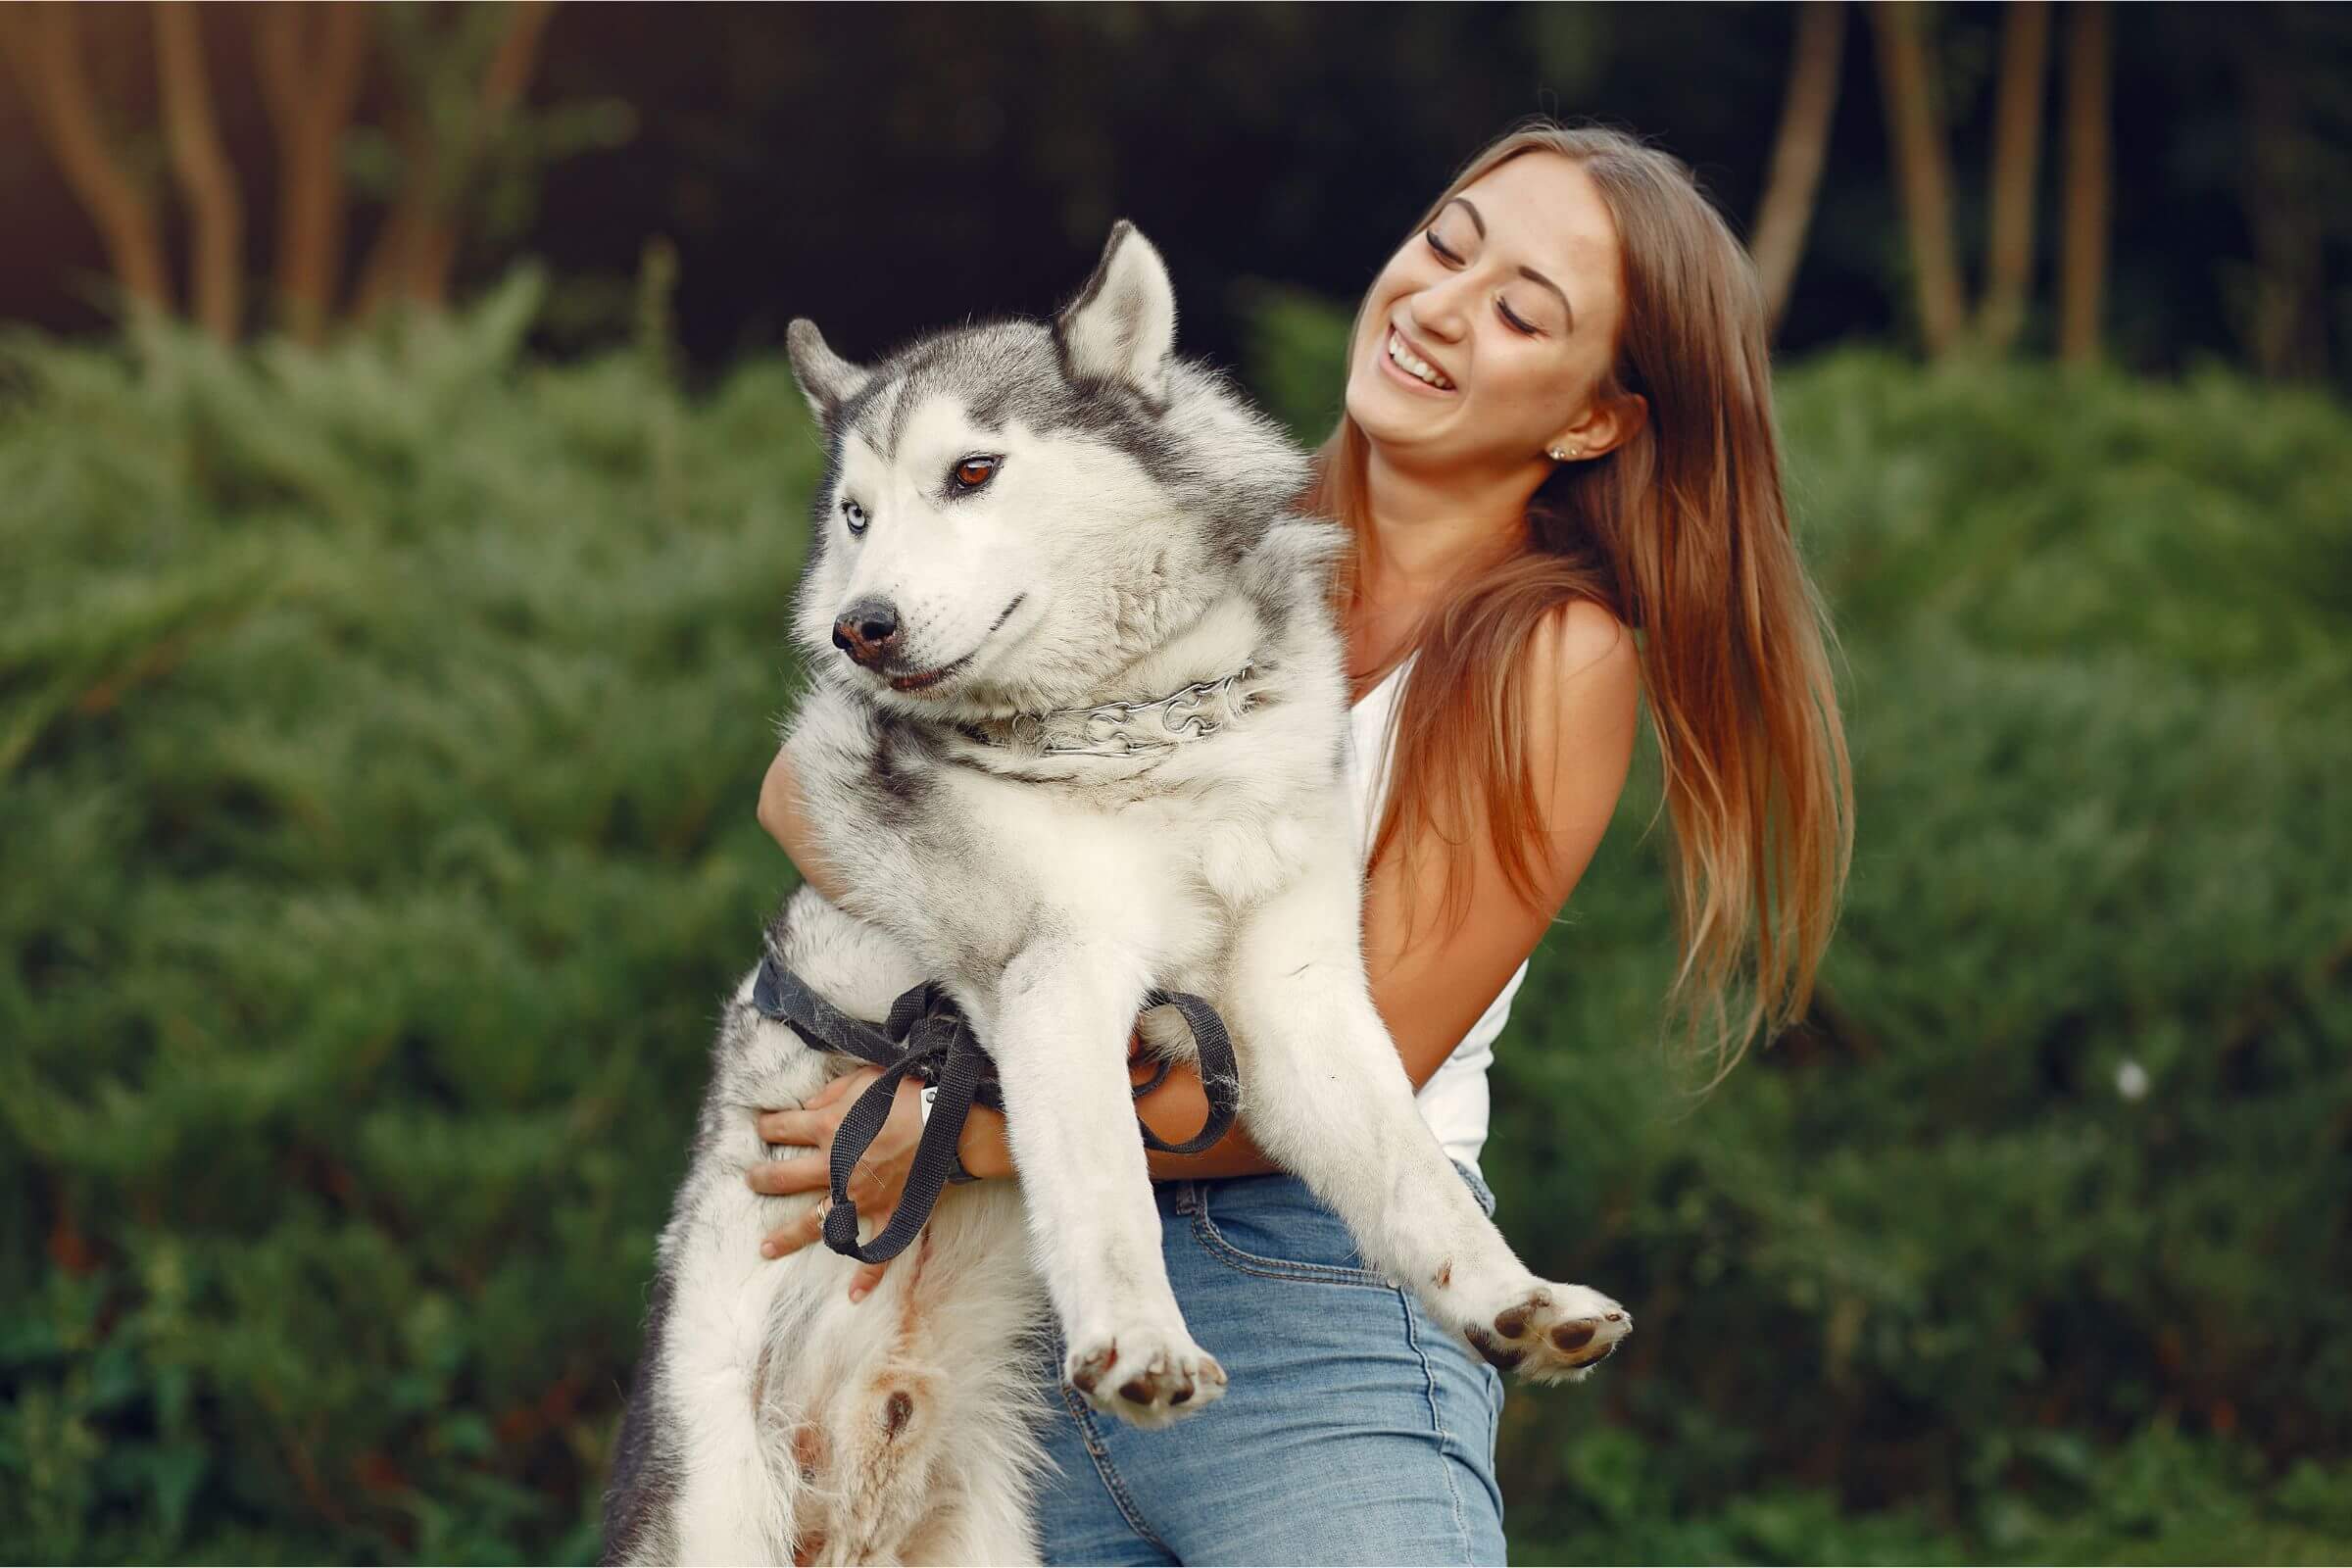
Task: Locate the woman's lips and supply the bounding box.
[1379,328,1459,397]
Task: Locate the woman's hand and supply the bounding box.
[750,1028,1162,1303]
[750,1067,924,1303]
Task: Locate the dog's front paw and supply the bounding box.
[1064,1327,1227,1429]
[1460,1281,1632,1384]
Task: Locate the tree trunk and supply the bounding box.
[353,117,440,319]
[2230,6,2328,380]
[357,0,559,317]
[2058,0,2112,365]
[256,2,369,345]
[1751,0,1847,332]
[155,2,244,343]
[1867,3,1968,357]
[1978,0,2051,353]
[0,7,174,319]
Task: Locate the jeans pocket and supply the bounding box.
[1188,1175,1394,1287]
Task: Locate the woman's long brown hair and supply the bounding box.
[1309,119,1855,1087]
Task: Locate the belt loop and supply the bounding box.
[1171,1181,1200,1215]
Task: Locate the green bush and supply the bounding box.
[1,280,815,1562]
[2,283,2346,1563]
[1480,348,2352,1561]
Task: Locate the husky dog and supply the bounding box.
[603,221,1632,1566]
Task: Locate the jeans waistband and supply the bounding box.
[1166,1158,1495,1219]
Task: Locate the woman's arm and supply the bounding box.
[759,742,852,905]
[956,600,1643,1182]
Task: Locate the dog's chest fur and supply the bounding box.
[956,748,1325,943]
[794,678,1346,999]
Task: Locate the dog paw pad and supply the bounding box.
[1064,1332,1225,1428]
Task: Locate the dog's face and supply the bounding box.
[785,223,1293,715]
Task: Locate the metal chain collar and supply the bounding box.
[959,662,1260,759]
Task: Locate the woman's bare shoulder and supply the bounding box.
[1519,599,1642,851]
[1527,599,1640,709]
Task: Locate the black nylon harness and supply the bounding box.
[750,956,1242,1264]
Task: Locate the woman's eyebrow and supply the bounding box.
[1518,267,1576,332]
[1446,197,1487,238]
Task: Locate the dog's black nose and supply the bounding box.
[833,598,902,667]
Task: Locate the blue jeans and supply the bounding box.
[1031,1162,1508,1565]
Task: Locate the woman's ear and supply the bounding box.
[1547,390,1647,461]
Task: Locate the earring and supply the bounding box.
[1547,444,1582,462]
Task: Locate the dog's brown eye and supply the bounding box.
[951,456,1000,492]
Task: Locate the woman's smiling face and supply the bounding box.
[1343,151,1633,474]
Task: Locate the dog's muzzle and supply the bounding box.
[833,597,901,668]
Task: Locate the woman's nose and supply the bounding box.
[1405,280,1471,343]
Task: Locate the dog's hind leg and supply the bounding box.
[1220,849,1634,1384]
[649,890,937,1564]
[654,991,828,1565]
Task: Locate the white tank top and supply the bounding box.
[1348,655,1522,1176]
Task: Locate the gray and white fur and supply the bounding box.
[603,221,1631,1566]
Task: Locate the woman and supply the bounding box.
[751,119,1853,1565]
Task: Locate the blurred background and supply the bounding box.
[3,2,2348,1562]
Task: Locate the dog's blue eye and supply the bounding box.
[841,499,867,534]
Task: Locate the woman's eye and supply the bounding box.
[1425,230,1464,266]
[950,456,1001,492]
[840,499,867,534]
[1496,299,1540,337]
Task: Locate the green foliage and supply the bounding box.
[3,285,2348,1562]
[1478,344,2352,1560]
[1228,278,1356,448]
[1,281,816,1561]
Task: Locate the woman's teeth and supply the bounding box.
[1387,331,1455,391]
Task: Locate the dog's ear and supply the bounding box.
[1054,220,1177,408]
[786,318,869,433]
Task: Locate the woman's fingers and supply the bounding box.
[755,1199,899,1293]
[756,1107,826,1146]
[751,1070,917,1276]
[760,1198,828,1258]
[847,1230,892,1303]
[748,1152,827,1196]
[808,1066,880,1109]
[756,1068,882,1144]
